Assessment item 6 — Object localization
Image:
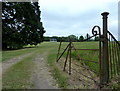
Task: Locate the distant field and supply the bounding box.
[72,42,99,72]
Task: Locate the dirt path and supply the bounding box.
[2,53,33,74]
[32,53,58,89]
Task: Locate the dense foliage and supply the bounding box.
[2,2,45,49]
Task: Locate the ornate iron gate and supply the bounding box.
[56,12,120,88]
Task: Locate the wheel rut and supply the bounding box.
[2,53,33,74]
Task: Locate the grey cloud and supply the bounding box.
[42,8,102,29]
[41,1,118,38]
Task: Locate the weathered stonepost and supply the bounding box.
[100,12,109,85]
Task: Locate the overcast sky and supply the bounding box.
[39,0,119,39]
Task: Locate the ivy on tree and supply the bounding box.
[2,2,45,49]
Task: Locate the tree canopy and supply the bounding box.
[68,35,78,42]
[2,2,45,49]
[79,35,84,41]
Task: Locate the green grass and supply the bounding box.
[2,54,35,89]
[42,42,68,88]
[47,50,68,88]
[2,42,68,89]
[74,42,99,73]
[2,47,37,62]
[59,42,100,73]
[46,42,100,88]
[2,42,100,89]
[2,44,43,89]
[0,51,2,62]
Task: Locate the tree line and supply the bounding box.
[44,34,99,42]
[2,2,45,49]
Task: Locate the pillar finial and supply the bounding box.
[101,12,109,16]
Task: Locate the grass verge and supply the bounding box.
[47,42,68,89]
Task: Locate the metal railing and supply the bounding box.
[56,12,120,88]
[107,31,120,79]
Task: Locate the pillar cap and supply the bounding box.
[101,12,109,16]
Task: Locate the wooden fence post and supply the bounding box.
[100,12,109,85]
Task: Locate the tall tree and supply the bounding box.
[2,2,45,49]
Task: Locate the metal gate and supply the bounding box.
[56,12,120,88]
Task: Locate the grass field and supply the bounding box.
[58,42,100,73]
[73,42,99,72]
[2,42,100,89]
